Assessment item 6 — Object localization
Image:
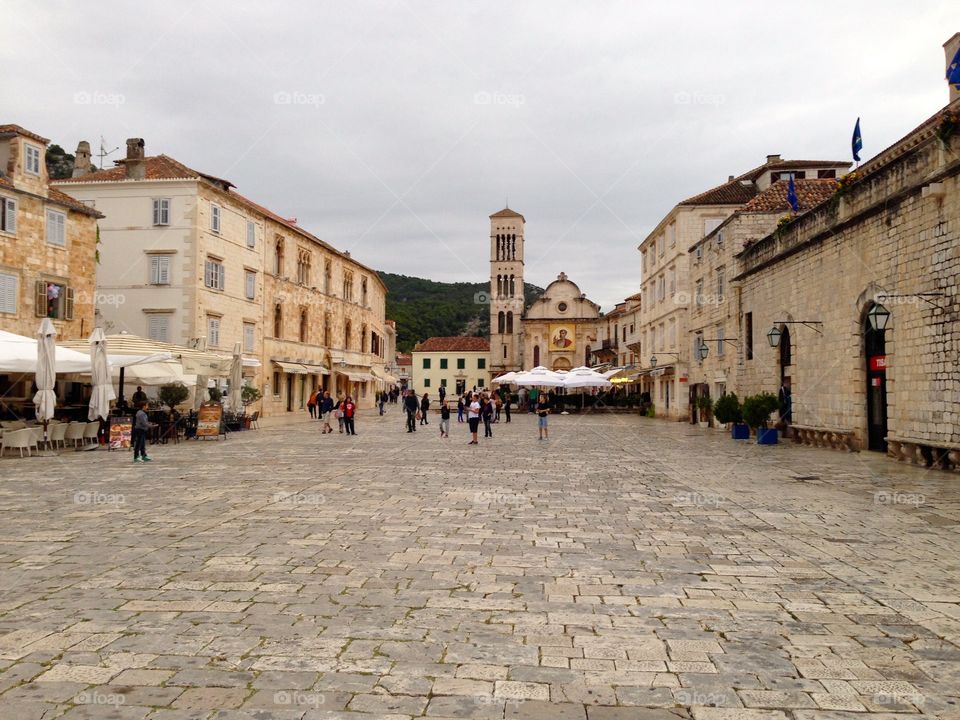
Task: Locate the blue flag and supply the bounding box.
[852,117,863,162]
[948,46,960,86]
[786,175,799,212]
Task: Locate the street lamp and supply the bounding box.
[767,326,782,347]
[697,342,709,362]
[868,303,890,331]
[650,355,657,368]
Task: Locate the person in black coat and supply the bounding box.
[403,390,419,432]
[419,393,430,425]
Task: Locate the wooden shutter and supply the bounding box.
[35,280,47,317]
[0,273,16,314]
[152,199,160,225]
[4,198,15,233]
[65,287,74,320]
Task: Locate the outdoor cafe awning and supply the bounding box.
[274,361,308,374]
[301,362,330,375]
[61,333,232,375]
[337,366,375,382]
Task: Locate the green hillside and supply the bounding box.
[378,272,543,353]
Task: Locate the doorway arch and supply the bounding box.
[552,357,572,371]
[778,324,792,424]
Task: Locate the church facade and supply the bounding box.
[486,208,606,376]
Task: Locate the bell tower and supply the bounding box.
[489,207,525,374]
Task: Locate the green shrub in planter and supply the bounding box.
[742,392,780,444]
[158,383,190,411]
[646,403,656,418]
[713,393,741,424]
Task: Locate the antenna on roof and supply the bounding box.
[98,136,120,170]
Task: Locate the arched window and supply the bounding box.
[299,308,308,342]
[496,274,502,297]
[533,344,540,366]
[498,311,505,333]
[274,304,283,338]
[509,274,515,297]
[344,320,352,349]
[324,259,332,294]
[362,324,368,352]
[511,234,516,259]
[496,234,501,260]
[323,313,331,346]
[506,311,513,334]
[275,237,285,275]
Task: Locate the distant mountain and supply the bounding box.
[378,272,543,353]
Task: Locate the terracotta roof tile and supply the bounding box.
[739,178,838,214]
[413,336,490,353]
[0,124,50,144]
[54,154,200,183]
[47,187,104,217]
[678,158,849,206]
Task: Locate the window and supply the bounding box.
[669,319,676,348]
[149,255,171,285]
[204,258,225,290]
[24,144,41,175]
[704,217,723,237]
[658,323,665,351]
[440,358,448,370]
[745,312,754,360]
[1,197,16,233]
[324,260,332,293]
[818,169,837,179]
[244,270,256,300]
[275,237,285,275]
[668,266,676,296]
[695,279,704,307]
[35,281,73,319]
[477,378,485,388]
[45,210,65,247]
[246,221,256,248]
[299,308,308,343]
[243,322,255,352]
[694,331,703,360]
[423,378,431,388]
[274,304,283,338]
[153,198,171,226]
[695,244,703,262]
[506,311,514,333]
[323,313,331,346]
[147,314,169,342]
[717,325,725,357]
[477,358,486,369]
[344,321,352,348]
[456,358,465,370]
[658,235,664,257]
[207,316,220,347]
[0,272,17,314]
[422,358,431,369]
[273,371,281,395]
[716,267,725,300]
[667,222,676,247]
[361,278,368,306]
[343,272,354,302]
[297,249,311,285]
[441,378,447,387]
[210,204,221,233]
[657,275,665,303]
[497,311,505,334]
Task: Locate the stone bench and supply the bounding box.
[790,424,857,452]
[886,435,960,472]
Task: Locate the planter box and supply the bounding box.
[757,428,779,445]
[731,423,750,440]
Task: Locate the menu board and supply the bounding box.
[196,403,223,439]
[109,417,131,449]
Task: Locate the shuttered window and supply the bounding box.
[243,323,255,352]
[244,270,256,299]
[46,210,66,246]
[147,315,170,342]
[0,273,16,314]
[204,258,225,290]
[210,204,221,233]
[149,255,170,285]
[34,281,73,319]
[24,144,41,175]
[152,198,170,225]
[1,197,16,233]
[246,221,256,248]
[207,316,221,347]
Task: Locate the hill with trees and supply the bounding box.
[378,271,543,353]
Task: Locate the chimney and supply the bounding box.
[766,154,781,164]
[72,140,91,177]
[727,175,734,182]
[945,32,960,104]
[125,137,145,180]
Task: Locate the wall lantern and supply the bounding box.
[868,304,891,332]
[767,326,782,347]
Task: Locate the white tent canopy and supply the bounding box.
[0,329,93,374]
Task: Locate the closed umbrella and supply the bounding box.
[33,318,57,444]
[88,328,116,421]
[228,343,243,411]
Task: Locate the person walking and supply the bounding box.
[334,394,345,433]
[504,392,512,423]
[438,384,446,406]
[307,388,318,419]
[494,394,502,423]
[536,392,551,440]
[419,393,430,425]
[439,400,450,438]
[132,401,152,463]
[403,389,419,432]
[481,392,494,438]
[343,395,357,435]
[457,396,465,423]
[378,391,386,416]
[528,387,539,413]
[467,393,481,445]
[518,387,527,412]
[320,391,334,434]
[132,386,148,406]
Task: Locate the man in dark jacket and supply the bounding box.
[403,390,419,432]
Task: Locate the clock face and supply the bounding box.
[557,302,567,312]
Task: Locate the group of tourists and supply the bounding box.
[307,389,357,436]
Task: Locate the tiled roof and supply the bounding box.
[413,336,490,353]
[54,154,201,183]
[396,353,412,366]
[489,207,525,221]
[678,158,850,207]
[739,178,838,213]
[47,187,104,217]
[0,124,50,144]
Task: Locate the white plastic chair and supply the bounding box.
[82,422,101,446]
[28,427,43,452]
[64,422,85,448]
[48,422,68,450]
[0,420,26,431]
[1,428,34,457]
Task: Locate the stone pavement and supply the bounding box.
[0,409,959,719]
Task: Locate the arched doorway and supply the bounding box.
[864,305,888,451]
[778,324,792,424]
[552,357,571,371]
[532,345,540,367]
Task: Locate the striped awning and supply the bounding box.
[274,361,308,374]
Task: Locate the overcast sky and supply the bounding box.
[4,2,957,309]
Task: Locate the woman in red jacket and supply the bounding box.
[342,395,357,435]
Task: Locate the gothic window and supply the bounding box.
[496,274,502,297]
[509,274,515,297]
[361,278,368,306]
[533,344,540,366]
[297,248,311,285]
[323,312,331,346]
[273,303,283,338]
[274,236,285,275]
[498,311,505,333]
[496,234,501,260]
[324,259,332,293]
[506,311,513,334]
[299,308,308,342]
[344,320,352,349]
[362,324,368,352]
[511,234,516,259]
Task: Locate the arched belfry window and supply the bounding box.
[498,311,505,333]
[509,274,516,297]
[511,234,516,259]
[506,311,513,334]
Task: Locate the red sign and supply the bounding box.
[871,377,882,387]
[679,376,688,383]
[870,355,887,371]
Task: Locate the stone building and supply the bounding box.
[55,139,387,414]
[521,272,604,371]
[0,124,102,341]
[637,155,849,419]
[411,337,490,395]
[685,178,841,420]
[734,89,960,460]
[488,208,526,376]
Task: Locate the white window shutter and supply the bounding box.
[4,198,16,233]
[153,199,160,225]
[0,273,16,314]
[159,257,169,284]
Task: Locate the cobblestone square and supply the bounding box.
[0,412,958,719]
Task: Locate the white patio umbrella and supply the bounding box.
[562,366,613,389]
[0,329,91,373]
[491,371,518,385]
[88,328,116,421]
[33,318,57,442]
[228,343,243,411]
[512,366,566,387]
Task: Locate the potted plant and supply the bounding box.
[158,383,190,413]
[741,392,780,444]
[696,395,713,428]
[713,392,748,439]
[208,386,223,403]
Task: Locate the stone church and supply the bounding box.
[487,208,605,376]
